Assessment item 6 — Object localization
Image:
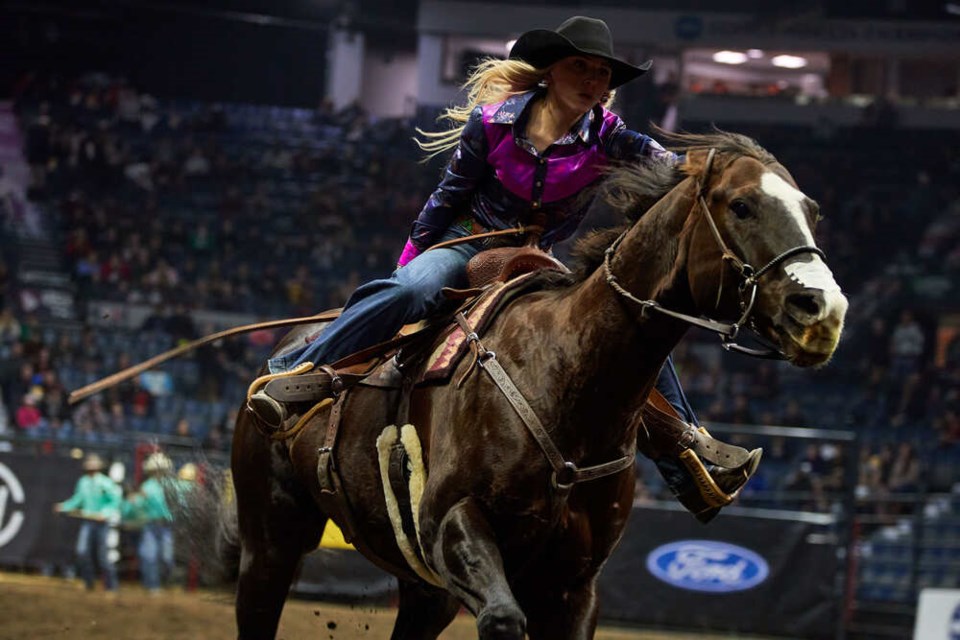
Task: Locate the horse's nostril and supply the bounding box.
[786,292,821,318]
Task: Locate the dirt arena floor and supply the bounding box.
[0,572,756,640]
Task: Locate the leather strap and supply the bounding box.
[318,392,347,496]
[425,225,544,252]
[264,371,367,402]
[641,389,752,468]
[453,313,634,491]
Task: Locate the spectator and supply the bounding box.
[15,392,45,434]
[888,309,925,383]
[0,308,21,347]
[860,317,891,388]
[887,309,926,424]
[71,396,109,439]
[785,444,830,511]
[888,442,920,493]
[723,394,757,426]
[126,452,175,594]
[779,399,809,428]
[54,453,122,593]
[172,417,193,440]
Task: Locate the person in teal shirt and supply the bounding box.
[127,452,175,592]
[55,453,122,592]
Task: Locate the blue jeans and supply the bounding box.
[76,520,118,591]
[654,355,701,496]
[269,227,482,373]
[139,522,174,590]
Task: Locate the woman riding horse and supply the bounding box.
[248,16,760,520]
[231,130,847,640]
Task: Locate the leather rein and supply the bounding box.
[603,148,825,359]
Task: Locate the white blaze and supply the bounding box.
[760,172,814,244]
[761,171,846,312]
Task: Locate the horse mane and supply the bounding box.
[563,127,776,281]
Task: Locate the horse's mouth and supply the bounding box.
[774,315,841,367]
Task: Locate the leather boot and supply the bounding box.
[638,390,763,523]
[248,390,291,429]
[245,362,316,431]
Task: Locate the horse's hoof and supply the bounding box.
[248,390,287,429]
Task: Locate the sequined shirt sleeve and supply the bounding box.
[409,107,489,251]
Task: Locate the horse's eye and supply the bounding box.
[729,200,751,220]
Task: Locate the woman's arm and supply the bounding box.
[400,107,489,266]
[604,118,678,165]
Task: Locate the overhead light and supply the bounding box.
[772,54,807,69]
[747,49,764,59]
[713,50,748,65]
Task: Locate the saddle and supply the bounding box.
[465,244,569,289]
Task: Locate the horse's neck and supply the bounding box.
[562,181,698,413]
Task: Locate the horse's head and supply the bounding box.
[681,136,848,367]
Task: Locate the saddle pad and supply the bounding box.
[421,271,540,383]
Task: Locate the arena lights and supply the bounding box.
[712,50,748,65]
[772,54,808,69]
[747,49,764,59]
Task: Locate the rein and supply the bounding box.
[425,225,544,252]
[603,148,824,359]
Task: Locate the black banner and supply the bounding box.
[0,453,83,567]
[294,549,397,605]
[599,506,838,639]
[1,456,839,639]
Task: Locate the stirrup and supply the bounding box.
[246,362,314,429]
[248,390,287,429]
[678,444,763,523]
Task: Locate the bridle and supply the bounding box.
[603,148,825,359]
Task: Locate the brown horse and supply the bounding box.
[228,130,848,639]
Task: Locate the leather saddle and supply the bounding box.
[466,244,569,289]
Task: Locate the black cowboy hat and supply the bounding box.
[508,16,652,89]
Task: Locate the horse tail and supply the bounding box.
[170,464,240,585]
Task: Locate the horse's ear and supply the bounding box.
[680,148,706,178]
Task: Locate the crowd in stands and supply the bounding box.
[3,72,960,526]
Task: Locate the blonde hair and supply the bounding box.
[416,57,617,161]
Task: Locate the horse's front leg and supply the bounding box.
[522,577,600,640]
[390,579,462,640]
[429,497,526,640]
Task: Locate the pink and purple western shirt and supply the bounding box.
[398,89,673,266]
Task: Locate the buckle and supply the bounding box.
[551,461,577,490]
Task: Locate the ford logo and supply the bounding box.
[646,540,769,593]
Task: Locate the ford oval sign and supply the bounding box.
[646,540,769,593]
